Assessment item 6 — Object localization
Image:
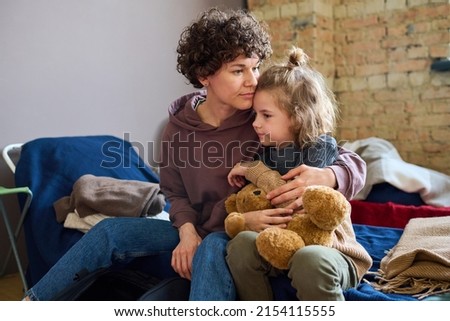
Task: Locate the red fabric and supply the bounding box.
[350,200,450,229]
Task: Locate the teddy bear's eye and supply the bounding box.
[253,190,261,196]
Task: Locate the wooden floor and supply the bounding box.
[0,273,24,301]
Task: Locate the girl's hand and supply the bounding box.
[171,223,202,280]
[227,163,249,187]
[243,207,293,232]
[266,164,337,210]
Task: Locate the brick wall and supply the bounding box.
[248,0,450,175]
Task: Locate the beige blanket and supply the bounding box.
[373,216,450,299]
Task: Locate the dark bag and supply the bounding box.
[53,267,191,301]
[53,268,161,301]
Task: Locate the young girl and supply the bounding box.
[226,47,372,301]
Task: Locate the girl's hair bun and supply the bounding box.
[287,46,309,68]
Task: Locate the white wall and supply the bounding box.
[1,0,245,159]
[0,0,245,274]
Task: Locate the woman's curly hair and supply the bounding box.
[176,8,272,88]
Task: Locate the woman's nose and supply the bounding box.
[245,72,258,86]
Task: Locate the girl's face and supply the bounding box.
[202,54,260,111]
[252,89,294,147]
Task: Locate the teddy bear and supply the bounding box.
[224,160,350,270]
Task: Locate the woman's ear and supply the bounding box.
[198,76,209,88]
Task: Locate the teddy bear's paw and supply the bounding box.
[303,185,350,230]
[224,212,246,239]
[255,227,305,270]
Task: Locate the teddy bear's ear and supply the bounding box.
[225,194,238,214]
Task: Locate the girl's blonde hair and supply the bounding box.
[256,47,338,148]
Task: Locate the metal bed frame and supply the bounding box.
[1,144,33,292]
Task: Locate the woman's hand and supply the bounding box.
[266,164,337,210]
[243,207,293,232]
[172,222,202,280]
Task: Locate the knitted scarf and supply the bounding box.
[372,216,450,299]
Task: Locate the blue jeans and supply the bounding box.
[25,217,179,301]
[189,232,236,301]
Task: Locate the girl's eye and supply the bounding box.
[263,113,271,119]
[233,69,244,75]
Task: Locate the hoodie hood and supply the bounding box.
[167,90,255,132]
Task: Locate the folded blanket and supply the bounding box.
[54,174,166,222]
[373,216,450,299]
[64,210,110,233]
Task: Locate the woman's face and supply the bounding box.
[203,54,260,111]
[252,89,294,147]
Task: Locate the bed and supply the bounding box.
[11,135,450,300]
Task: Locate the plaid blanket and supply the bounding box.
[373,216,450,299]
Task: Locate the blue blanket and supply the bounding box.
[15,135,162,286]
